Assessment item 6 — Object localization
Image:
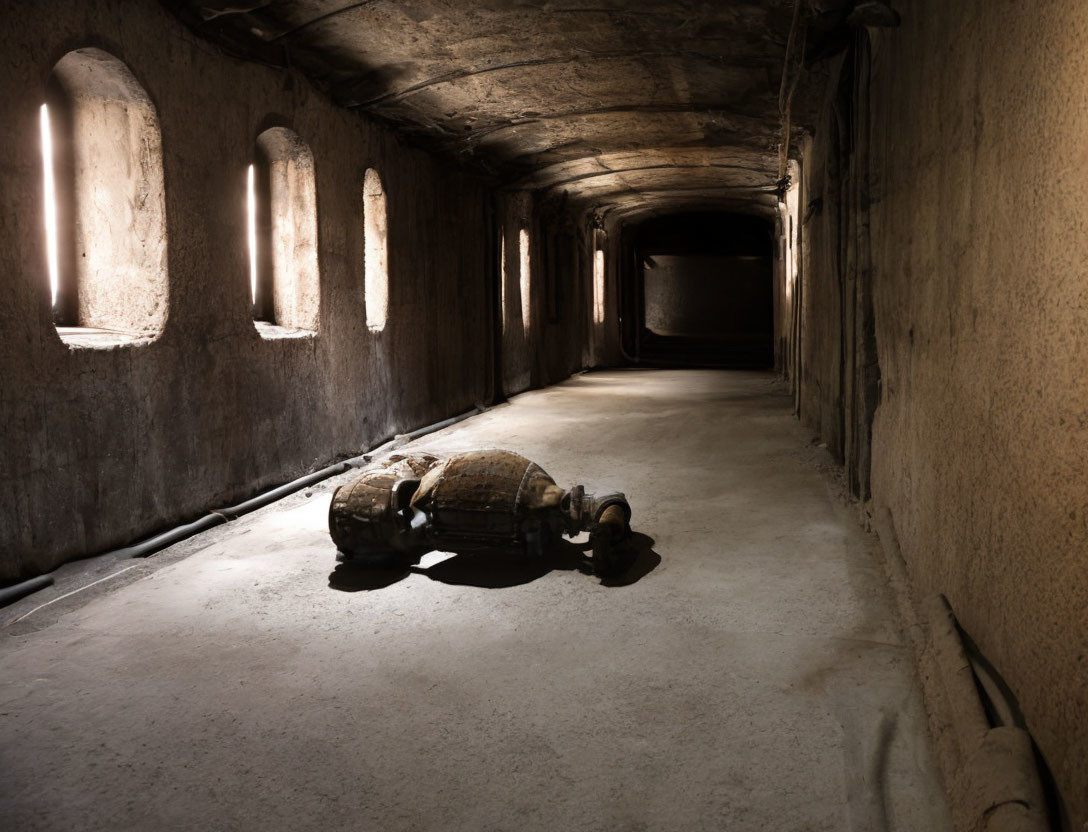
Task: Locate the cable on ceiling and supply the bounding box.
[777,0,809,188]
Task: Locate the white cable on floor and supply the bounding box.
[12,564,142,625]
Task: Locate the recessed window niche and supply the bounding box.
[593,248,606,325]
[363,168,388,333]
[500,225,508,333]
[248,126,320,337]
[519,227,531,333]
[42,48,168,345]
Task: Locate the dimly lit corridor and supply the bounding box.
[1,2,1085,830]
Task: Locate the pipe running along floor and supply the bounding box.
[0,370,950,831]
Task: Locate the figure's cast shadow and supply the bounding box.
[328,532,660,592]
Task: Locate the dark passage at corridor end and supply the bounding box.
[620,212,776,369]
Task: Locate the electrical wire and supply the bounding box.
[777,0,809,184]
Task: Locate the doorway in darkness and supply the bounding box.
[627,212,774,368]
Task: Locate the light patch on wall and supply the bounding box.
[519,227,531,332]
[39,104,59,309]
[593,248,606,325]
[363,168,388,333]
[247,163,257,306]
[784,161,799,301]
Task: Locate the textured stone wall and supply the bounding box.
[799,1,1088,823]
[0,1,588,581]
[799,54,850,467]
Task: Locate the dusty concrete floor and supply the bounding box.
[0,370,949,831]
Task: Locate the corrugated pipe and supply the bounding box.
[1,406,483,611]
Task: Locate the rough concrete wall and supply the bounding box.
[803,1,1088,822]
[0,1,585,581]
[799,56,848,463]
[532,208,590,387]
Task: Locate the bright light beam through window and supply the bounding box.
[594,248,605,325]
[247,164,258,305]
[500,228,507,332]
[40,104,59,309]
[519,228,531,332]
[363,168,388,332]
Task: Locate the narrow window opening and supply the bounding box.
[363,168,388,333]
[784,177,799,301]
[500,225,507,332]
[250,153,274,324]
[247,164,258,307]
[44,48,168,344]
[593,248,606,325]
[40,104,59,310]
[519,227,531,333]
[249,127,320,336]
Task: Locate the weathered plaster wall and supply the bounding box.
[535,209,594,387]
[799,57,850,464]
[800,1,1088,822]
[0,1,586,581]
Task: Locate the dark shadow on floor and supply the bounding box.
[327,532,660,591]
[328,562,412,592]
[600,533,662,587]
[417,539,588,588]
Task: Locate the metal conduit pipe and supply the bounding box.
[397,409,478,442]
[112,514,228,560]
[1,405,485,611]
[0,575,55,608]
[210,462,355,521]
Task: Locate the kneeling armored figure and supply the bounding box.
[329,449,632,576]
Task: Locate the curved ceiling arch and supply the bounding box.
[173,0,829,220]
[345,50,781,109]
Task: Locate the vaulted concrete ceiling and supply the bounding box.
[169,1,833,221]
